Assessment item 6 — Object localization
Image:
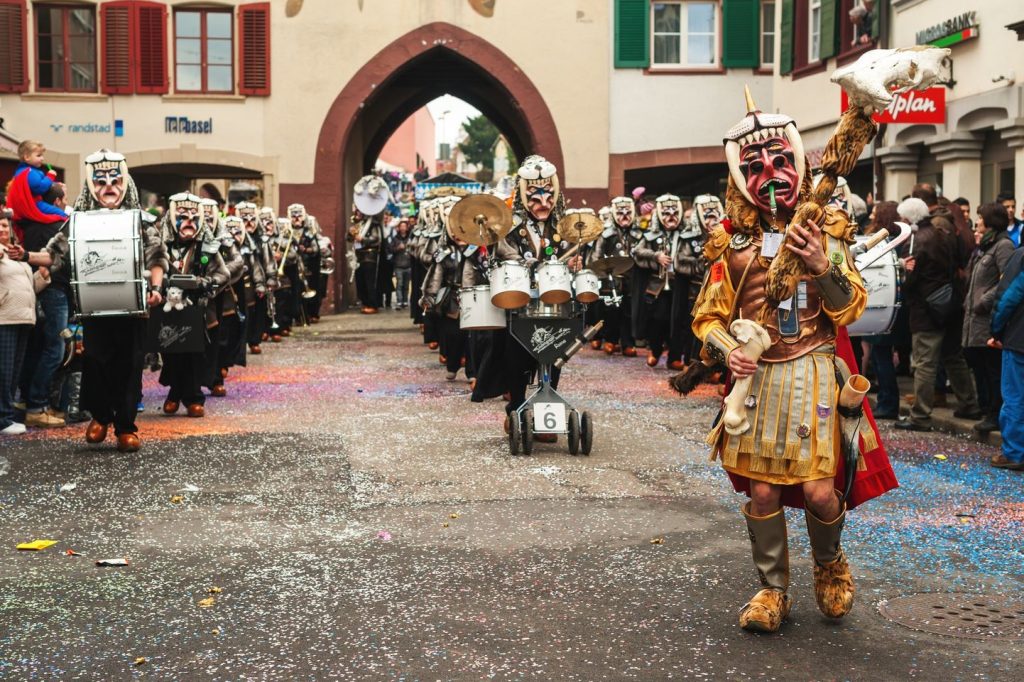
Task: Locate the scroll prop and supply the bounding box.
[722,319,771,436]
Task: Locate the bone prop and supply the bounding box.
[830,46,951,114]
[722,319,772,436]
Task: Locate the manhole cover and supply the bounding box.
[879,593,1024,641]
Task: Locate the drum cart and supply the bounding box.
[506,299,595,456]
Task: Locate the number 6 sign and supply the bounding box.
[534,402,566,433]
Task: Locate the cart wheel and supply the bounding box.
[508,413,521,456]
[580,411,594,456]
[521,409,534,456]
[567,410,581,455]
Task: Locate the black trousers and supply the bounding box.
[639,292,672,357]
[81,317,145,435]
[440,315,467,373]
[423,312,441,344]
[410,262,425,323]
[471,330,505,402]
[246,300,266,346]
[274,287,295,330]
[964,346,1002,420]
[355,261,381,308]
[504,333,561,415]
[668,282,696,364]
[159,352,206,406]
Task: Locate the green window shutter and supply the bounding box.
[722,0,760,68]
[780,0,794,75]
[615,0,649,68]
[819,0,839,60]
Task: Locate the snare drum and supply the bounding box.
[490,261,531,309]
[69,209,146,317]
[572,269,601,303]
[536,260,572,304]
[459,285,506,330]
[847,246,900,336]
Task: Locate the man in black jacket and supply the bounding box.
[896,196,980,431]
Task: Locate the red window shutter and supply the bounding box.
[238,3,270,96]
[101,1,134,94]
[135,1,168,94]
[0,0,28,93]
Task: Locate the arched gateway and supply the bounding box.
[279,22,565,309]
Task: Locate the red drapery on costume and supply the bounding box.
[726,326,899,510]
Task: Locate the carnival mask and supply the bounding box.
[85,150,129,209]
[224,217,245,245]
[655,195,682,231]
[200,200,219,231]
[611,197,635,228]
[517,155,559,222]
[693,194,724,232]
[724,89,806,218]
[289,204,306,227]
[169,193,202,242]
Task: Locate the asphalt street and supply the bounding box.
[1,310,1022,680]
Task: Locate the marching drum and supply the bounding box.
[69,209,147,317]
[490,261,531,309]
[536,260,573,304]
[459,285,506,330]
[847,246,900,336]
[572,269,601,303]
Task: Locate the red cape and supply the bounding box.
[7,168,66,241]
[726,327,899,510]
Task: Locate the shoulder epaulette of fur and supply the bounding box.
[704,226,731,261]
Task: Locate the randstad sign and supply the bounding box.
[841,88,946,125]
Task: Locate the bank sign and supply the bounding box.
[916,11,979,48]
[841,88,946,124]
[165,116,213,134]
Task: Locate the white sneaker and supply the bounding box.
[1,422,27,435]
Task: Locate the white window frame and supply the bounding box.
[650,1,720,69]
[809,0,822,62]
[760,1,775,67]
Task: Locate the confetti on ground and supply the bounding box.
[58,483,76,493]
[197,597,216,609]
[16,540,57,551]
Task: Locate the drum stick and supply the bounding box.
[558,244,581,263]
[554,320,604,369]
[863,229,889,250]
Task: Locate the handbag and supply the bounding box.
[925,282,954,323]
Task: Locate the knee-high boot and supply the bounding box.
[805,502,854,618]
[739,503,792,633]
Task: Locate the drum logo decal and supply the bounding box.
[530,325,573,353]
[80,250,126,277]
[157,325,192,349]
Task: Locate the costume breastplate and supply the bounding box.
[728,242,835,363]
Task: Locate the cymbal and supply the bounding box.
[447,194,512,246]
[590,256,633,277]
[557,208,604,244]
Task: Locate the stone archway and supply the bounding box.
[279,22,565,310]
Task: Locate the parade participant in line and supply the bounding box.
[633,194,682,368]
[417,199,445,348]
[69,150,167,452]
[200,199,244,398]
[290,203,324,323]
[316,231,334,316]
[671,195,720,368]
[596,196,638,356]
[408,206,428,327]
[273,216,300,335]
[421,196,472,380]
[348,179,387,314]
[691,87,896,633]
[495,155,580,438]
[239,202,273,353]
[224,214,265,365]
[588,205,614,350]
[159,193,229,418]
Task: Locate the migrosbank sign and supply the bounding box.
[841,88,947,124]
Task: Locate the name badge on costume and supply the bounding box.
[797,281,808,309]
[778,295,799,336]
[761,232,784,259]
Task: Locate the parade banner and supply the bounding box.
[842,87,946,124]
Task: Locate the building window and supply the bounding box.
[652,1,718,67]
[35,4,97,92]
[761,1,775,66]
[809,0,821,62]
[174,8,232,93]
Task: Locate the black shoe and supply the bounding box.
[895,418,933,432]
[953,407,983,419]
[972,417,1000,433]
[872,411,899,420]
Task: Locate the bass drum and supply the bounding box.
[69,209,146,317]
[459,285,506,330]
[847,246,900,336]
